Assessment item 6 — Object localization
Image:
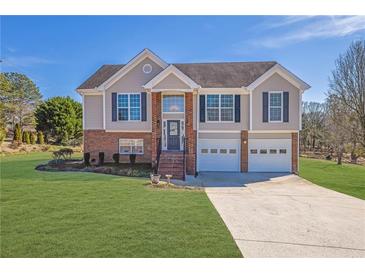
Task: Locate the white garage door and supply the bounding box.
[248,139,292,172]
[198,139,240,172]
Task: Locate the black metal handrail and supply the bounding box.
[154,137,162,174]
[183,137,187,180]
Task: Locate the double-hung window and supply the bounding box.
[206,94,234,122]
[269,92,282,122]
[117,93,141,121]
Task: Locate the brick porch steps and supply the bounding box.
[158,151,185,180]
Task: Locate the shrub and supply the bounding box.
[53,148,74,160]
[37,131,45,144]
[99,152,105,166]
[129,154,136,165]
[30,132,37,144]
[13,123,22,143]
[112,153,120,164]
[23,131,31,144]
[84,152,90,166]
[0,128,6,144]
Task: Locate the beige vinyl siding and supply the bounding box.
[105,58,164,131]
[199,94,249,131]
[198,132,241,139]
[251,73,300,130]
[153,74,191,89]
[84,95,103,129]
[249,133,292,139]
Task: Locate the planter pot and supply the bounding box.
[150,174,161,184]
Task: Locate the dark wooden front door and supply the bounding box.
[167,120,180,150]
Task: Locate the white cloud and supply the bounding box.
[249,16,365,49]
[2,56,55,68]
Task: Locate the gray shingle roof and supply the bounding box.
[77,62,276,89]
[77,64,125,89]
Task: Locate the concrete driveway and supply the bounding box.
[205,175,365,257]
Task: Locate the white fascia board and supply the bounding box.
[143,65,201,89]
[198,88,249,94]
[248,130,299,133]
[99,48,168,90]
[246,64,311,92]
[76,88,102,95]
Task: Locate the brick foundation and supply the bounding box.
[291,132,298,174]
[185,93,196,175]
[83,130,152,163]
[241,130,248,172]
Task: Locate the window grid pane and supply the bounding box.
[207,109,219,121]
[221,95,233,107]
[118,94,128,108]
[118,108,128,120]
[207,95,219,107]
[270,107,281,121]
[270,93,282,107]
[119,139,144,155]
[129,94,140,108]
[221,108,233,121]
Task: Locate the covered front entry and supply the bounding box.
[198,139,241,172]
[167,120,180,150]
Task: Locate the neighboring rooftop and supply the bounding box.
[77,61,277,89]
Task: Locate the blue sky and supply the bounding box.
[1,16,365,102]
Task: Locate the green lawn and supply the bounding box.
[299,157,365,200]
[0,153,241,258]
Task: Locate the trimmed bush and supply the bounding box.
[112,153,120,164]
[23,131,31,144]
[84,152,90,166]
[37,131,45,144]
[0,128,6,144]
[30,132,37,144]
[13,123,22,143]
[129,154,136,166]
[99,152,105,166]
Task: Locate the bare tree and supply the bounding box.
[325,95,349,164]
[328,40,365,149]
[301,101,326,151]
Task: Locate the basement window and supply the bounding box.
[119,139,144,155]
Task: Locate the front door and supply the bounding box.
[167,120,180,150]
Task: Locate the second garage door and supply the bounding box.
[248,139,292,172]
[198,139,240,172]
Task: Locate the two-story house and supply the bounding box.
[76,49,310,180]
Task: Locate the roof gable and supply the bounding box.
[143,65,200,90]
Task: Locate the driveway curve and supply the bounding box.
[206,175,365,257]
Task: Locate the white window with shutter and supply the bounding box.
[119,139,144,154]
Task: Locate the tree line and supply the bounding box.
[301,41,365,164]
[0,72,82,146]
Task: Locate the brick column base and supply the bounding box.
[151,92,161,165]
[241,130,248,172]
[291,132,298,174]
[185,93,196,175]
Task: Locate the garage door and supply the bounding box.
[248,139,292,172]
[198,139,240,172]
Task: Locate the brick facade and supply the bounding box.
[291,132,298,174]
[83,130,152,163]
[185,93,196,175]
[240,130,248,172]
[151,92,162,165]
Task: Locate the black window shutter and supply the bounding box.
[234,95,241,123]
[112,93,117,121]
[199,95,206,122]
[283,91,289,122]
[263,92,268,123]
[141,92,147,121]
